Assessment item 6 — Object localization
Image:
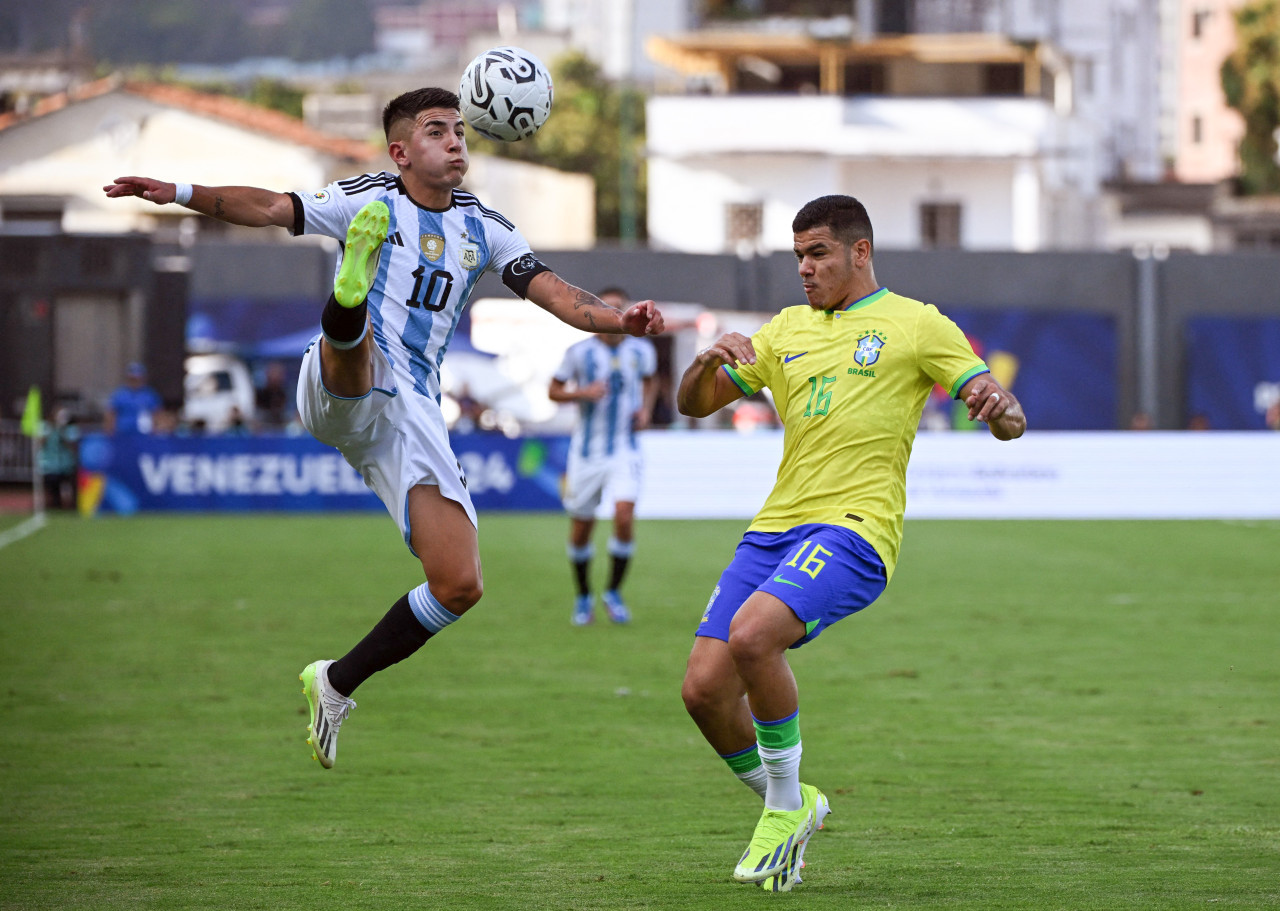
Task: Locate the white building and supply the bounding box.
[645,31,1097,253]
[542,0,692,82]
[0,76,595,250]
[643,0,1177,253]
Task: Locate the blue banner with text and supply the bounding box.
[77,432,569,514]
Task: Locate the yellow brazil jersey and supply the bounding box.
[725,287,988,579]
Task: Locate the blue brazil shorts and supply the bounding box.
[695,523,888,648]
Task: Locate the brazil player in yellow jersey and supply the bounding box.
[677,195,1025,891]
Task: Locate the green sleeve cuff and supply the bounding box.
[949,365,990,399]
[724,364,755,396]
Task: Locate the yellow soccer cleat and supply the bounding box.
[756,783,830,892]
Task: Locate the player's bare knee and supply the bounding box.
[726,625,772,671]
[426,575,483,614]
[681,672,711,718]
[682,658,739,720]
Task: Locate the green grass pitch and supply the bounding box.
[1,513,1277,910]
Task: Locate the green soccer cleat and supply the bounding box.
[300,659,357,769]
[333,201,390,308]
[756,783,830,892]
[732,794,818,883]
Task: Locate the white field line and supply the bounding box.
[0,513,46,551]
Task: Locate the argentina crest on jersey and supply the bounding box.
[854,331,887,368]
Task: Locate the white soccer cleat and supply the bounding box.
[300,659,356,769]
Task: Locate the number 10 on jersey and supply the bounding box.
[407,267,453,311]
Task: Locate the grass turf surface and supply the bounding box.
[1,513,1277,910]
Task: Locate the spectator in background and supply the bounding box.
[224,406,252,437]
[103,362,161,435]
[255,361,291,430]
[38,407,79,510]
[548,287,658,626]
[649,371,676,427]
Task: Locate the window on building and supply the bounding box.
[844,63,886,95]
[705,0,852,16]
[1191,7,1212,39]
[983,63,1024,96]
[0,197,64,235]
[919,202,962,249]
[1191,115,1203,144]
[776,64,822,94]
[1235,229,1280,250]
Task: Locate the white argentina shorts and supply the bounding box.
[562,447,643,519]
[297,336,477,551]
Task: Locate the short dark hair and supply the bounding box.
[596,286,629,301]
[792,195,874,252]
[382,87,460,140]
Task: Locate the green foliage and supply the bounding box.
[2,513,1279,909]
[1221,0,1280,194]
[245,79,307,120]
[161,77,306,120]
[469,52,648,242]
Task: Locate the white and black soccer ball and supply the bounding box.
[459,46,554,142]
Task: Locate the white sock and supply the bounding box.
[737,764,769,800]
[758,741,803,811]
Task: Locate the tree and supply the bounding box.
[1221,0,1280,194]
[468,52,648,243]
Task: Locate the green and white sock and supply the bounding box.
[754,710,803,811]
[719,743,768,799]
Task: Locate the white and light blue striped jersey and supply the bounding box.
[554,336,657,459]
[291,172,535,403]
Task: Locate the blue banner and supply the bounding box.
[77,432,569,514]
[1185,316,1280,430]
[944,308,1118,430]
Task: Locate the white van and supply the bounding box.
[183,353,255,433]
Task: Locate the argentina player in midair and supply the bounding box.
[104,87,665,769]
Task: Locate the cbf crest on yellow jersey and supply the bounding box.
[724,287,988,578]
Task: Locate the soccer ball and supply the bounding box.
[459,46,554,142]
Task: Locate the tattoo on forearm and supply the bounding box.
[213,196,225,219]
[573,289,603,330]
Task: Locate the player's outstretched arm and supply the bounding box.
[959,374,1026,440]
[548,378,606,403]
[103,177,294,229]
[527,272,664,337]
[677,333,753,418]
